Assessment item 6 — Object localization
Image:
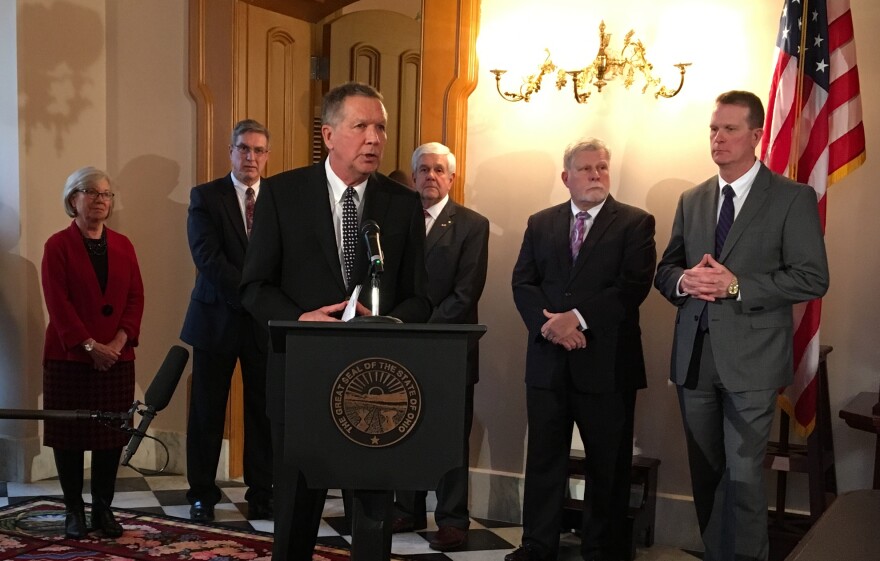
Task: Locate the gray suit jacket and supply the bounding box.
[655,163,829,392]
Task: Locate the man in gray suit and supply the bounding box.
[655,90,829,561]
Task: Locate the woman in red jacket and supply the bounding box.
[41,166,144,539]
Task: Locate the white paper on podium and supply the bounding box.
[341,284,362,321]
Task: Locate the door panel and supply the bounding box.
[328,10,420,174]
[237,3,313,173]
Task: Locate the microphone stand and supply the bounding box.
[0,402,171,474]
[350,264,402,324]
[0,407,135,423]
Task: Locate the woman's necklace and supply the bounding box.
[82,229,107,256]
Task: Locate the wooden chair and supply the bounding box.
[764,346,837,556]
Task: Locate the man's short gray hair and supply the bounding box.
[411,142,457,175]
[563,138,611,170]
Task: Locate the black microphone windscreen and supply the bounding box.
[143,345,189,412]
[361,219,380,235]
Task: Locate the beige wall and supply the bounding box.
[3,0,194,479]
[467,0,880,544]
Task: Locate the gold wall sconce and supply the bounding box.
[489,21,691,104]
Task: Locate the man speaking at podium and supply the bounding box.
[241,82,430,561]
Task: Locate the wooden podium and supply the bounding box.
[269,321,485,561]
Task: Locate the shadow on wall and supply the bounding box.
[109,155,190,404]
[466,150,558,488]
[0,201,46,435]
[636,177,700,495]
[18,1,104,153]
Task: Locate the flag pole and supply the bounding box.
[790,0,811,181]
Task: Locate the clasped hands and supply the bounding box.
[680,254,736,301]
[89,330,128,371]
[299,300,372,322]
[540,309,586,351]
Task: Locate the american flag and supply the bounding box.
[761,0,865,436]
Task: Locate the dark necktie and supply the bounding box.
[699,185,736,331]
[715,185,735,257]
[570,211,590,260]
[342,186,357,287]
[245,187,255,238]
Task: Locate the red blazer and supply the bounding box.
[42,221,144,363]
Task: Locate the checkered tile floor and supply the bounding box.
[0,468,697,560]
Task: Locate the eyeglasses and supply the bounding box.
[233,143,270,156]
[77,188,115,200]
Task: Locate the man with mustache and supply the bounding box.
[510,138,656,561]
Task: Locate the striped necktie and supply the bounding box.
[715,185,735,257]
[570,211,590,260]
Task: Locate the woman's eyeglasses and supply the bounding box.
[77,188,115,200]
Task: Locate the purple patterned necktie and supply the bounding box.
[570,211,590,260]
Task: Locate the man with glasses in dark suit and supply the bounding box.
[181,119,274,523]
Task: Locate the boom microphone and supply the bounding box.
[121,345,189,466]
[361,219,384,275]
[144,345,189,412]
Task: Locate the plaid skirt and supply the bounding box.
[43,360,135,450]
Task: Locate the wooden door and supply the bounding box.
[236,2,312,173]
[327,10,421,174]
[189,0,314,479]
[227,2,313,478]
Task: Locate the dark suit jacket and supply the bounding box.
[180,174,259,352]
[512,195,656,393]
[425,200,490,384]
[42,221,143,363]
[654,163,829,391]
[240,161,432,419]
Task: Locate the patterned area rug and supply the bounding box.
[0,497,363,560]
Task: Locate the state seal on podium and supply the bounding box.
[330,358,422,447]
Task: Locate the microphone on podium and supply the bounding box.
[361,219,384,275]
[121,345,189,466]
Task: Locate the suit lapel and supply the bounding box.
[220,176,248,249]
[309,163,348,293]
[718,165,770,261]
[551,203,572,273]
[694,178,719,259]
[426,201,455,254]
